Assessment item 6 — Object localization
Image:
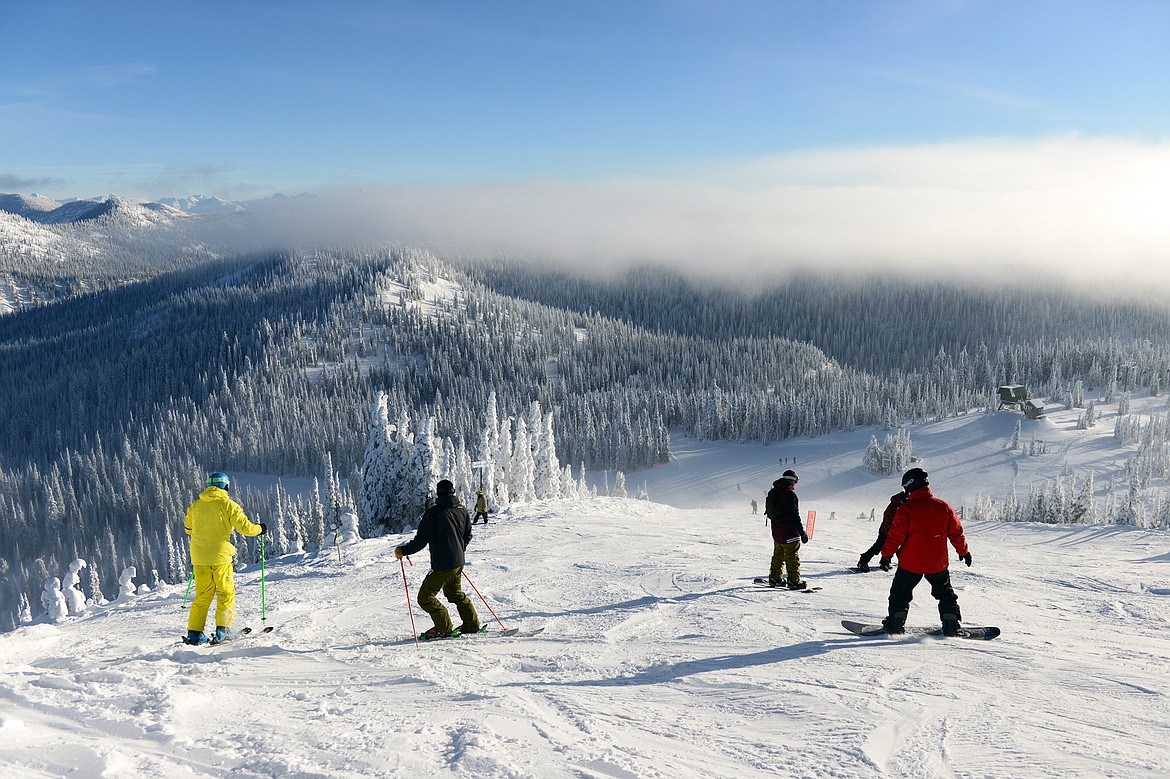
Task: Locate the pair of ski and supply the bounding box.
[417,626,544,643]
[180,625,275,647]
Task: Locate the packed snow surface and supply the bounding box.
[3,404,1170,778]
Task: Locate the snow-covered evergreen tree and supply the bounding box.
[861,430,913,475]
[360,393,397,533]
[411,415,442,511]
[509,417,536,503]
[533,408,562,499]
[117,567,137,600]
[87,564,106,607]
[63,559,88,615]
[477,391,501,505]
[862,435,884,474]
[41,578,67,622]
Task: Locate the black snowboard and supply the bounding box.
[753,578,822,592]
[841,619,1000,640]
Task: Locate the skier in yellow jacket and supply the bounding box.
[183,472,265,645]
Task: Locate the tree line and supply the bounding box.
[5,242,1170,630]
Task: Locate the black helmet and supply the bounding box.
[436,479,455,494]
[901,467,929,492]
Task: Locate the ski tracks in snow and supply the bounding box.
[4,497,1170,777]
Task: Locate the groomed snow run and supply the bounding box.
[3,406,1170,778]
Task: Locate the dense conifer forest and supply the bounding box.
[3,210,1170,630]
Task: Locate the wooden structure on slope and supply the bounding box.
[998,384,1045,419]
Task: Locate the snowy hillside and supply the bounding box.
[3,405,1169,778]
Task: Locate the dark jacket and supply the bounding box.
[400,492,472,570]
[765,480,805,543]
[881,487,969,574]
[879,492,906,534]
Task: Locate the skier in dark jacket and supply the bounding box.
[395,479,481,639]
[855,490,907,572]
[764,470,809,589]
[879,468,971,636]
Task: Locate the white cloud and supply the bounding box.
[238,135,1170,290]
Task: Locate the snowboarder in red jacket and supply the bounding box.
[879,468,971,636]
[765,470,809,589]
[856,490,906,572]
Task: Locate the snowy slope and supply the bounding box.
[3,402,1169,778]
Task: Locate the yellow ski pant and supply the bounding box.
[187,563,237,633]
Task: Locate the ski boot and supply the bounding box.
[420,627,460,641]
[941,614,960,637]
[213,626,238,644]
[457,623,485,635]
[787,580,809,590]
[184,630,210,646]
[767,577,785,588]
[856,556,871,573]
[882,610,907,635]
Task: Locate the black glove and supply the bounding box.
[879,556,892,571]
[962,552,972,567]
[257,522,268,536]
[800,532,809,544]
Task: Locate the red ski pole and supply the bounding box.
[462,569,507,631]
[400,556,418,648]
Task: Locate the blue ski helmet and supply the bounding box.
[206,472,231,491]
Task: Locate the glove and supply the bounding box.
[879,556,892,571]
[394,547,404,560]
[962,552,972,567]
[257,522,268,536]
[800,532,809,544]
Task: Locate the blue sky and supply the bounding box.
[2,1,1169,283]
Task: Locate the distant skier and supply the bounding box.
[473,490,490,525]
[879,468,972,636]
[855,490,907,572]
[183,472,266,645]
[764,470,809,589]
[751,499,758,515]
[396,479,480,639]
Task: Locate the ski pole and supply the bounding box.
[462,569,507,631]
[260,531,267,626]
[181,569,194,609]
[401,557,418,648]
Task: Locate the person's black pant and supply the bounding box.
[859,531,888,562]
[887,567,960,624]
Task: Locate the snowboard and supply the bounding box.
[841,619,1000,640]
[753,578,822,592]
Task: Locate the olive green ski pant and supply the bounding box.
[416,566,479,633]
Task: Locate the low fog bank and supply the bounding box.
[192,135,1170,294]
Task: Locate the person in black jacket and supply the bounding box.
[856,490,907,572]
[395,479,480,639]
[765,470,809,589]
